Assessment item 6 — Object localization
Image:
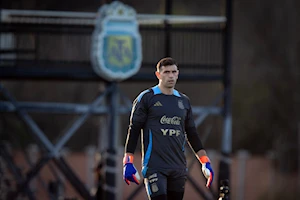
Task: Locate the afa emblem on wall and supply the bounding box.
[91,1,142,81]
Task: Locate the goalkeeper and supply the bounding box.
[123,57,214,200]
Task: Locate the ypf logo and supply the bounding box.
[161,129,181,136]
[91,1,142,81]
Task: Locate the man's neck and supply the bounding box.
[158,84,173,95]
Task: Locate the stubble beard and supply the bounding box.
[166,81,176,88]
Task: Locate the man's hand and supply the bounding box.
[123,154,140,185]
[199,155,214,188]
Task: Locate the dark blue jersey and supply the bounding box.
[125,85,203,175]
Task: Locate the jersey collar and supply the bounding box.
[152,85,181,97]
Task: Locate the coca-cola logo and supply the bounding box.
[160,115,181,125]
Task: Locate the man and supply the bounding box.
[123,57,214,200]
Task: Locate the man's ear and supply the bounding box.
[155,71,160,79]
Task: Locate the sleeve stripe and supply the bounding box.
[142,130,153,177]
[137,89,150,102]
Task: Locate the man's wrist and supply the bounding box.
[123,153,134,164]
[199,155,210,164]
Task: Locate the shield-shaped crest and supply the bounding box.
[151,183,159,193]
[178,100,184,109]
[91,1,142,81]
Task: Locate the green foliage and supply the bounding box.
[232,80,274,153]
[0,114,34,148]
[0,113,33,148]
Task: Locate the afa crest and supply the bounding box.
[91,1,142,81]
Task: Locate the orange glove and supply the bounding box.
[199,156,214,188]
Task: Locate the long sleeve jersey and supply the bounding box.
[124,85,203,176]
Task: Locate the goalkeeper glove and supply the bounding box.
[123,154,140,185]
[199,155,214,188]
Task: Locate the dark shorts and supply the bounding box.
[143,168,187,198]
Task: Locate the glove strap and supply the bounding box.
[199,155,210,164]
[123,154,134,165]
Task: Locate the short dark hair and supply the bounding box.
[156,57,178,71]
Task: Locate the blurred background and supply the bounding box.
[0,0,299,200]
